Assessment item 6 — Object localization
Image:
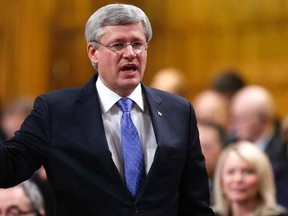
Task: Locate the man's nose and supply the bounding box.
[123,45,136,58]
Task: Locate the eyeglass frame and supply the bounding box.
[90,40,148,54]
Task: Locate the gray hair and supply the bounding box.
[21,180,45,214]
[85,4,153,44]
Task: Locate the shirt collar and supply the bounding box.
[96,77,144,113]
[255,128,275,151]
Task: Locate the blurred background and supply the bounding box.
[1,0,288,117]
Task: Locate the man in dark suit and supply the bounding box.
[230,85,288,208]
[230,85,288,166]
[0,4,214,215]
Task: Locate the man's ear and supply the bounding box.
[87,43,98,65]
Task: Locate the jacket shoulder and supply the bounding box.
[144,85,190,105]
[41,87,81,100]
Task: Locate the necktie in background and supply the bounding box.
[117,98,145,197]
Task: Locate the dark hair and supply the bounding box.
[197,120,226,147]
[212,69,246,96]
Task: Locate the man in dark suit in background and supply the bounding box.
[230,85,288,166]
[230,85,288,207]
[0,180,46,216]
[0,4,214,215]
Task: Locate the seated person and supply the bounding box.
[0,179,46,216]
[149,67,186,96]
[0,97,33,140]
[211,69,246,102]
[198,120,225,205]
[198,121,225,186]
[0,97,54,214]
[212,141,287,216]
[281,114,288,146]
[230,85,288,165]
[193,90,229,136]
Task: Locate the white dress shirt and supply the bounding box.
[96,78,157,178]
[255,127,274,151]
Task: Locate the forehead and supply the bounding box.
[223,152,251,168]
[101,22,146,41]
[199,126,221,143]
[0,187,30,210]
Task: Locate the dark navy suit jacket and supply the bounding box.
[0,75,214,216]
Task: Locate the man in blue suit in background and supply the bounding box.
[0,4,214,215]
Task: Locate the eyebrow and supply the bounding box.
[4,204,23,213]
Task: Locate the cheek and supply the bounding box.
[221,175,230,189]
[238,121,252,131]
[98,54,114,67]
[248,176,259,188]
[97,55,120,78]
[248,177,260,197]
[139,53,147,68]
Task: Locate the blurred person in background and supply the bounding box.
[211,69,246,103]
[230,85,288,165]
[281,114,288,147]
[0,179,46,216]
[198,120,225,204]
[212,141,287,216]
[0,100,5,144]
[209,69,246,143]
[149,67,186,96]
[230,85,288,207]
[276,113,288,208]
[0,97,54,216]
[193,90,230,139]
[0,97,33,140]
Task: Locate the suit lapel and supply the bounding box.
[133,86,173,199]
[74,80,175,200]
[74,76,124,184]
[143,86,172,149]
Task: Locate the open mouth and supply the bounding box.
[121,64,137,72]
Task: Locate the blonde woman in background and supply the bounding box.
[213,141,287,216]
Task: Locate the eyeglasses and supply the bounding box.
[0,205,37,216]
[90,40,148,54]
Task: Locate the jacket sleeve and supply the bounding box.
[178,102,215,215]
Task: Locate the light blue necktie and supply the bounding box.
[117,98,145,197]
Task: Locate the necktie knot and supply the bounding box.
[117,98,133,113]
